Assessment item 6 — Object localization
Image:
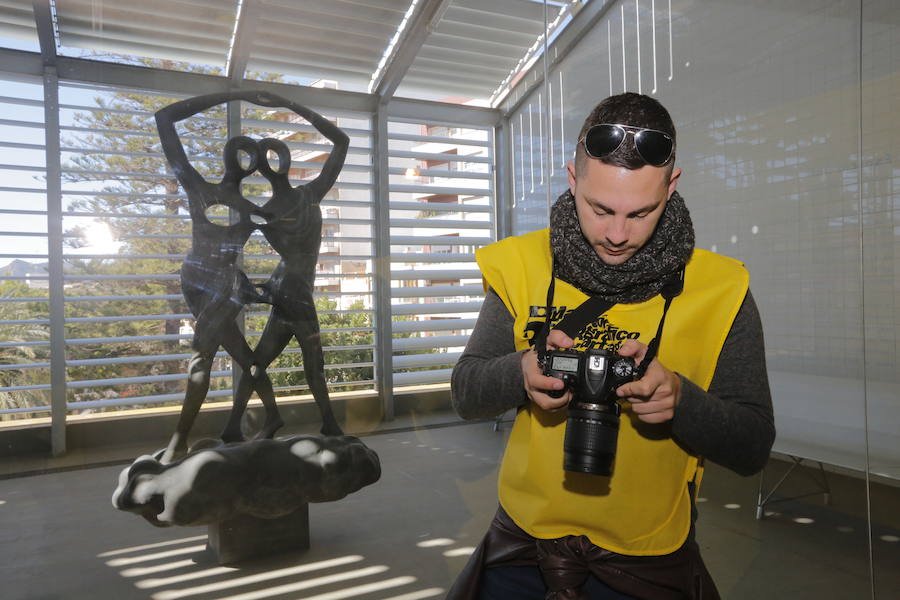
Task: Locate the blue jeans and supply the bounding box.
[479,565,638,599]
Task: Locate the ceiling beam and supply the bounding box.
[0,46,502,126]
[500,0,615,116]
[0,47,376,113]
[386,96,500,128]
[31,0,57,67]
[227,0,261,85]
[0,48,43,77]
[371,0,453,103]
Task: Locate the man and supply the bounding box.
[448,93,775,599]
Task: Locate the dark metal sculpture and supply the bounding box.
[153,90,347,463]
[112,92,378,563]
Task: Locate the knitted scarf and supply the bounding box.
[549,189,695,304]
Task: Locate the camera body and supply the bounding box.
[542,348,636,476]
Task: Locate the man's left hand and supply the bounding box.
[615,339,681,424]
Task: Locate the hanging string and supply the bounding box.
[543,0,552,221]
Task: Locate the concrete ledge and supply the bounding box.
[0,386,454,461]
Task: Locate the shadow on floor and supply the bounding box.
[1,421,898,599]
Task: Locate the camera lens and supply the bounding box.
[563,402,620,476]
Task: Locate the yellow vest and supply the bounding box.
[476,228,748,555]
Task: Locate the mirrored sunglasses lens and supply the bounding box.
[634,131,673,166]
[584,125,624,158]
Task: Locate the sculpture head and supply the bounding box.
[258,138,293,190]
[222,136,260,184]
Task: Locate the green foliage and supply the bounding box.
[0,282,51,419]
[246,298,375,394]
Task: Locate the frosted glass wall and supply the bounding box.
[861,1,899,595]
[505,0,898,596]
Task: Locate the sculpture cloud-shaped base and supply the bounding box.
[112,435,381,527]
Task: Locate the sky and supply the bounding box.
[0,79,145,268]
[1,78,51,267]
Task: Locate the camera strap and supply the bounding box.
[535,263,684,378]
[638,269,684,376]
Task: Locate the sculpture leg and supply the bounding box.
[250,371,283,440]
[161,339,217,464]
[296,322,343,437]
[221,368,253,444]
[219,322,286,442]
[240,316,295,439]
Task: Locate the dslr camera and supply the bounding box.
[542,348,636,476]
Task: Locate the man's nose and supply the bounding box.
[605,218,629,246]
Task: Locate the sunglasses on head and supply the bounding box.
[580,123,674,167]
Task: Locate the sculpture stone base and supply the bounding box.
[208,504,310,565]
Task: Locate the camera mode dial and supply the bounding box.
[612,358,634,378]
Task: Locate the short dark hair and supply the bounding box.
[574,92,676,176]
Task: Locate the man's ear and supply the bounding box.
[566,161,577,195]
[667,167,682,198]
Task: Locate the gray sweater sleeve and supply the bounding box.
[450,290,528,420]
[451,289,775,476]
[672,290,775,475]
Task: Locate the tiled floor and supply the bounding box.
[1,420,898,599]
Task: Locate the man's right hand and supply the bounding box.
[521,329,574,411]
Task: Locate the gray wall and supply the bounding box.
[505,3,898,594]
[506,0,898,478]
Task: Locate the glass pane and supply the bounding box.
[862,0,900,596]
[55,0,238,71]
[0,0,39,52]
[510,0,876,597]
[395,0,556,105]
[53,83,380,416]
[239,100,376,396]
[58,83,225,415]
[387,117,494,398]
[245,0,412,93]
[0,76,48,422]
